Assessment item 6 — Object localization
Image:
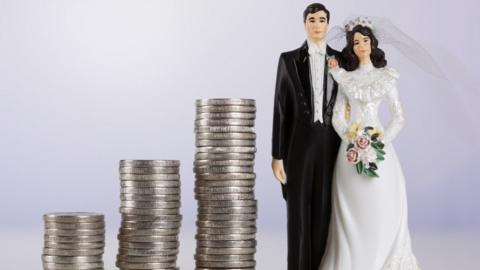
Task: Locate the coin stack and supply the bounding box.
[42,212,105,270]
[194,98,257,269]
[116,160,182,270]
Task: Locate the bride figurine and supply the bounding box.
[319,16,423,270]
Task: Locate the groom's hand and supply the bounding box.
[328,58,339,69]
[272,159,287,185]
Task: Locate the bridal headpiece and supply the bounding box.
[344,16,374,32]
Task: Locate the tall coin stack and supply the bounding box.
[42,212,105,270]
[117,160,181,270]
[194,98,257,269]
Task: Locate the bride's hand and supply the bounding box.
[328,58,339,69]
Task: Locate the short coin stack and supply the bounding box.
[42,212,105,270]
[117,160,181,270]
[194,98,257,269]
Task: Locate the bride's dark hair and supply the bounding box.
[341,25,387,71]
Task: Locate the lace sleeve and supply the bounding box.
[383,84,405,144]
[332,87,349,141]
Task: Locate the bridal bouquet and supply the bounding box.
[345,123,386,178]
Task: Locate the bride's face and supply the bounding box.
[353,32,372,59]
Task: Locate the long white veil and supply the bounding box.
[327,15,445,78]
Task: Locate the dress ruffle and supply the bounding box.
[330,67,399,102]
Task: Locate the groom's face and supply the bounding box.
[304,11,329,42]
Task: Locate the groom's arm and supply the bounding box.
[272,53,291,160]
[328,51,351,121]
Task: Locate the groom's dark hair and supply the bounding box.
[303,3,330,23]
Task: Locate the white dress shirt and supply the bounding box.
[307,38,328,123]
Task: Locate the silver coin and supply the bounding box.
[195,119,254,127]
[195,140,255,148]
[197,200,257,208]
[116,254,177,263]
[121,214,182,222]
[120,174,180,181]
[196,132,256,140]
[194,253,254,261]
[116,261,176,269]
[42,262,103,270]
[196,248,255,256]
[119,228,180,236]
[195,98,256,106]
[197,213,256,221]
[44,221,105,230]
[195,152,254,161]
[121,221,181,229]
[120,160,180,167]
[196,220,256,228]
[118,239,179,247]
[44,235,105,243]
[120,180,180,188]
[195,173,255,180]
[195,268,253,270]
[196,112,256,119]
[121,201,180,209]
[119,244,178,252]
[197,227,256,235]
[121,194,180,202]
[117,247,178,257]
[196,240,256,248]
[44,228,105,236]
[44,241,105,250]
[195,233,255,241]
[120,187,180,195]
[43,213,104,223]
[195,125,255,133]
[119,167,179,174]
[195,260,255,268]
[195,193,255,201]
[194,186,254,194]
[120,207,180,215]
[194,159,254,166]
[194,166,254,174]
[197,206,256,214]
[196,105,256,113]
[43,248,104,256]
[42,255,103,264]
[196,139,255,147]
[195,180,254,187]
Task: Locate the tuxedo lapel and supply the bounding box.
[325,45,339,111]
[292,41,313,111]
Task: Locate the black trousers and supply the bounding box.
[283,122,340,270]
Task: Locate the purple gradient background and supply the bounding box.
[0,0,478,268]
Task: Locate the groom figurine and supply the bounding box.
[271,3,345,270]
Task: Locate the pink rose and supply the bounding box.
[355,135,371,150]
[346,148,359,164]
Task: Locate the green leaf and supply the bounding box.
[369,162,378,170]
[376,149,386,155]
[365,126,374,131]
[347,143,354,150]
[371,133,379,141]
[377,141,385,149]
[365,168,379,178]
[377,155,385,161]
[371,143,380,150]
[356,162,364,174]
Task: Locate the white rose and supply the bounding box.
[359,147,377,164]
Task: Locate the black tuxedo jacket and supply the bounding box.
[271,41,343,162]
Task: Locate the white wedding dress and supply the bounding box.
[319,63,420,270]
